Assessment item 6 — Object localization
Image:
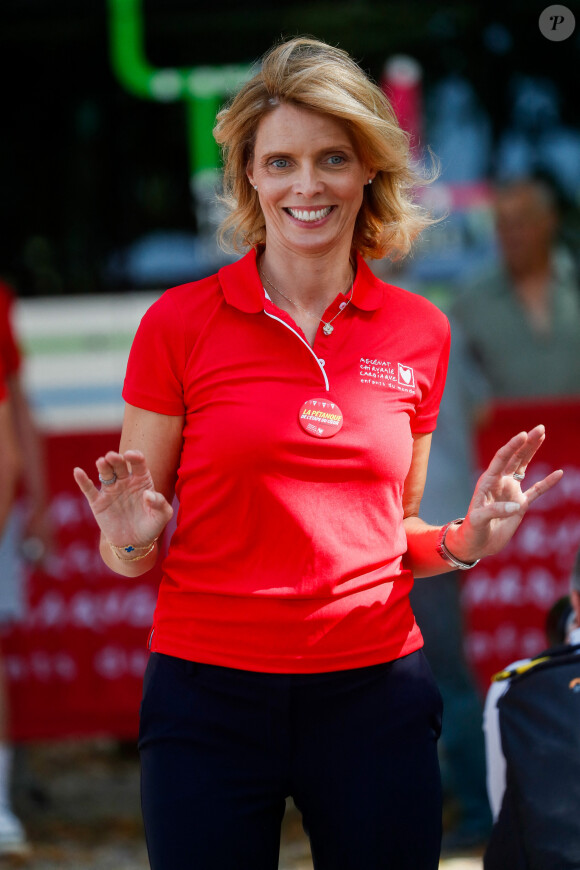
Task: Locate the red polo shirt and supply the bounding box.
[123,249,450,672]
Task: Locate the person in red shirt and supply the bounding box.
[0,279,51,856]
[74,38,562,870]
[0,365,20,539]
[0,310,27,856]
[0,283,51,553]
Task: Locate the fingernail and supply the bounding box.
[505,502,521,513]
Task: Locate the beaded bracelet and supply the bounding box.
[108,537,159,561]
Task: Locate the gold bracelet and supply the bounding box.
[108,537,159,561]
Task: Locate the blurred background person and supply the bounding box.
[0,302,25,856]
[451,176,580,399]
[482,548,580,869]
[441,173,580,857]
[0,277,52,856]
[0,354,21,543]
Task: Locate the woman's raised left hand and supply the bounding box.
[446,425,563,562]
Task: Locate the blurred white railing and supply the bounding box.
[15,291,161,432]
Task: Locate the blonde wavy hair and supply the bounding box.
[214,37,436,260]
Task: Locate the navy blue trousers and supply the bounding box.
[139,650,443,870]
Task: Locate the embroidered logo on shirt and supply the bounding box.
[359,359,416,393]
[398,363,415,388]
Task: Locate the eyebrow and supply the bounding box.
[259,144,355,159]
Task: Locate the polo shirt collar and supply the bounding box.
[350,255,385,312]
[218,248,385,313]
[218,249,264,313]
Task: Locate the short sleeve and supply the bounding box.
[0,283,22,376]
[123,291,186,416]
[411,313,451,434]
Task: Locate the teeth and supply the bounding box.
[288,207,332,222]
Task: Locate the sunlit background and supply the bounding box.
[1,5,579,866]
[2,0,579,297]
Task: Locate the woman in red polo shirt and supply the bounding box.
[74,38,562,870]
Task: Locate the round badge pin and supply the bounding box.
[298,398,344,438]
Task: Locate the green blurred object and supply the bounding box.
[107,0,251,222]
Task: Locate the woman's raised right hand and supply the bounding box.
[73,449,174,549]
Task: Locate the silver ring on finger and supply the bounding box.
[99,472,118,486]
[513,471,525,481]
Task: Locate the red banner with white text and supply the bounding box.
[462,400,580,693]
[3,402,580,739]
[2,431,162,742]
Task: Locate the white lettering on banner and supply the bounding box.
[524,464,580,510]
[496,624,518,657]
[527,567,562,609]
[515,517,580,566]
[556,466,580,502]
[465,626,546,663]
[5,647,149,683]
[521,629,548,657]
[40,541,112,582]
[94,646,149,680]
[495,567,523,606]
[49,492,97,528]
[462,567,522,608]
[472,516,580,570]
[5,652,77,683]
[29,593,65,628]
[27,586,157,631]
[462,566,569,610]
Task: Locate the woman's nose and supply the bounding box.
[293,164,324,197]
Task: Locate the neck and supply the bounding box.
[259,246,355,309]
[508,248,551,286]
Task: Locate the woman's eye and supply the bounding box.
[327,155,345,165]
[271,158,290,169]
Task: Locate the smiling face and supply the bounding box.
[247,103,373,262]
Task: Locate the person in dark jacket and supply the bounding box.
[483,548,580,869]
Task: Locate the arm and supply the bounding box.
[0,399,22,537]
[403,432,453,578]
[6,370,51,551]
[73,403,184,577]
[404,424,563,578]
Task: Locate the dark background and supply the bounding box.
[2,0,579,295]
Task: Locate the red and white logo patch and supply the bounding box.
[398,363,415,388]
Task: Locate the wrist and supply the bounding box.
[436,519,480,570]
[107,537,158,562]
